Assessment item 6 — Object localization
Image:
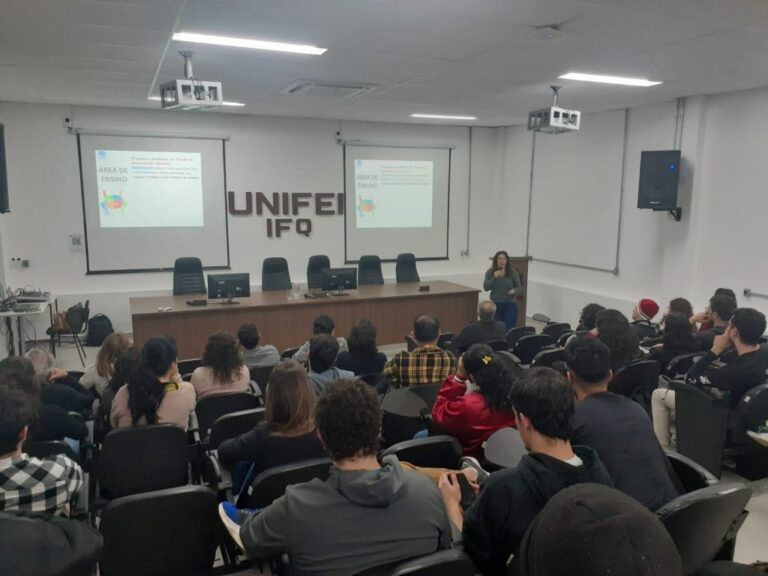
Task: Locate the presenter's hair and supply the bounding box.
[127,336,177,426]
[237,323,261,350]
[309,334,339,373]
[202,331,242,385]
[265,360,316,435]
[315,379,381,461]
[413,314,440,344]
[489,250,513,277]
[96,332,131,379]
[347,319,378,358]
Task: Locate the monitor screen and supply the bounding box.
[321,268,357,292]
[207,273,250,300]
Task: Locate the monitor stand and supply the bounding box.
[330,289,349,297]
[214,297,240,305]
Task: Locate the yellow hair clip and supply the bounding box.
[482,355,492,365]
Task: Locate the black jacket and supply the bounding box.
[31,405,88,442]
[41,378,94,415]
[451,320,507,352]
[687,348,768,407]
[463,445,613,575]
[335,351,387,375]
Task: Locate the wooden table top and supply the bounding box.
[130,280,479,318]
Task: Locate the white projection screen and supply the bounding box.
[343,144,451,261]
[78,134,229,273]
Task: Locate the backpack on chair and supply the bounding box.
[86,314,114,346]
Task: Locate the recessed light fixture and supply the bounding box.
[559,72,662,87]
[147,96,245,107]
[172,32,327,55]
[411,113,477,121]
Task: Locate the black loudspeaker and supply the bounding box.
[0,124,8,213]
[638,150,680,211]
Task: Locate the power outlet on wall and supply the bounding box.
[9,257,30,268]
[70,234,84,251]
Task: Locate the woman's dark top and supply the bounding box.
[648,344,697,372]
[217,422,325,479]
[335,351,387,375]
[30,405,88,442]
[40,376,94,415]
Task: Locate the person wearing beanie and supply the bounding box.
[437,368,613,576]
[512,483,683,576]
[565,337,679,511]
[631,298,662,339]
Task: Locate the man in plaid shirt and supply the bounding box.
[384,314,456,389]
[0,366,83,516]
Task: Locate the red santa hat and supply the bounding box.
[637,298,660,321]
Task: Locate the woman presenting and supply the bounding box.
[483,250,522,330]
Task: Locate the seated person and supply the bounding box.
[630,298,662,339]
[237,323,280,369]
[663,297,694,323]
[191,331,251,398]
[24,348,93,415]
[653,308,768,449]
[512,484,683,576]
[0,511,103,576]
[79,332,131,395]
[648,313,700,372]
[0,368,84,516]
[432,344,520,457]
[694,295,736,351]
[218,360,325,494]
[691,287,737,332]
[450,300,507,353]
[307,335,354,394]
[384,314,456,388]
[592,309,643,371]
[438,367,613,575]
[293,315,348,364]
[220,379,452,575]
[575,302,605,332]
[97,347,139,435]
[111,336,196,430]
[335,319,387,375]
[0,357,87,444]
[565,337,679,510]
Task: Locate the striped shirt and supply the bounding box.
[0,454,83,515]
[384,346,456,389]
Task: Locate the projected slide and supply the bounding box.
[95,150,204,228]
[354,159,433,228]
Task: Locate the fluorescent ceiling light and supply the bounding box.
[147,96,245,107]
[411,113,477,121]
[173,32,327,55]
[559,72,662,87]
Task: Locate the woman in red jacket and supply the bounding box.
[432,343,521,456]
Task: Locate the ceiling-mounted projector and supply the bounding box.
[528,86,581,134]
[159,51,223,110]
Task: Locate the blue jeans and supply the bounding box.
[495,301,519,331]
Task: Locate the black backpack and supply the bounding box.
[86,314,114,347]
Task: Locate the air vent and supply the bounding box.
[281,79,379,98]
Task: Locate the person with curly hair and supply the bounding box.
[191,331,250,398]
[592,309,642,371]
[432,344,521,456]
[575,303,605,332]
[221,379,451,575]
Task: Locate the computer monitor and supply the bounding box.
[321,267,357,295]
[207,273,250,304]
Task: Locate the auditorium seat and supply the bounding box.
[193,392,262,443]
[542,322,571,340]
[506,326,535,349]
[380,436,462,469]
[665,352,703,379]
[358,255,384,285]
[531,347,565,368]
[381,388,429,447]
[511,334,554,365]
[396,253,420,283]
[262,257,292,291]
[610,360,661,414]
[172,257,206,295]
[237,457,332,509]
[483,427,526,470]
[307,254,331,289]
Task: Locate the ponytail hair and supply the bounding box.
[127,336,177,426]
[463,343,521,412]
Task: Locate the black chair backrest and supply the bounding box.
[670,381,731,478]
[359,372,385,388]
[437,333,454,350]
[656,482,751,576]
[395,253,420,283]
[665,449,718,494]
[307,255,331,289]
[262,257,292,291]
[195,393,262,441]
[177,358,202,377]
[542,322,571,340]
[666,352,704,379]
[25,440,79,462]
[512,334,554,365]
[405,335,418,352]
[358,255,384,285]
[281,346,300,359]
[99,485,220,576]
[487,340,509,352]
[381,388,429,447]
[238,457,332,509]
[531,347,565,368]
[380,435,463,469]
[734,383,768,439]
[483,427,526,470]
[389,549,477,576]
[507,326,535,348]
[208,408,266,450]
[249,364,277,389]
[408,383,442,409]
[610,360,661,413]
[98,425,188,498]
[173,257,206,295]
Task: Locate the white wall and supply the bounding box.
[0,102,505,337]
